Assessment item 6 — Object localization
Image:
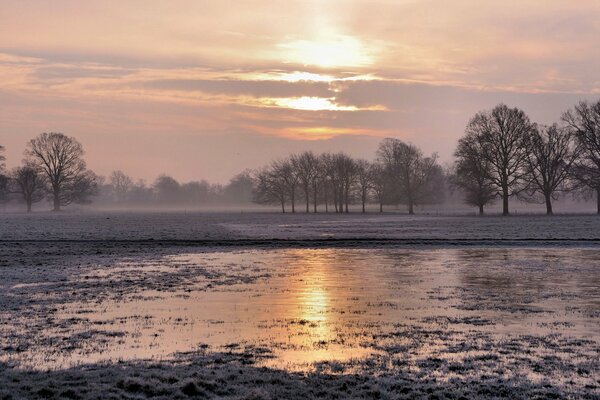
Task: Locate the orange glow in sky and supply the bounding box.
[1,1,599,182]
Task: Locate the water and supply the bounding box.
[2,247,598,374]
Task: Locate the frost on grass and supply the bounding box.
[1,225,599,399]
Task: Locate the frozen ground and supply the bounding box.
[0,213,599,399]
[1,211,600,241]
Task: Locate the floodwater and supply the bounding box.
[1,247,599,375]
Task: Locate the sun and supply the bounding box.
[278,35,374,68]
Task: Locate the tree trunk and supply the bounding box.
[545,193,553,215]
[27,200,32,213]
[281,200,285,213]
[53,191,60,211]
[305,186,310,213]
[379,201,383,213]
[313,184,317,213]
[291,190,296,213]
[597,188,600,215]
[408,200,414,215]
[502,185,509,216]
[478,204,484,215]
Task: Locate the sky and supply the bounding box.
[1,0,599,183]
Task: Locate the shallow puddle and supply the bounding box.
[1,248,599,372]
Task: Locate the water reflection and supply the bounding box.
[1,248,598,371]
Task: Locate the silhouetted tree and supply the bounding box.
[467,104,534,215]
[273,159,299,212]
[110,170,133,203]
[522,124,579,215]
[223,171,254,204]
[12,163,46,212]
[25,133,98,211]
[0,145,8,210]
[376,138,442,214]
[452,132,497,215]
[291,151,320,213]
[355,159,372,213]
[369,163,389,213]
[563,99,600,214]
[253,166,287,212]
[153,175,181,204]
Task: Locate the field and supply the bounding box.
[0,212,599,399]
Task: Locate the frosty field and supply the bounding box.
[0,212,599,399]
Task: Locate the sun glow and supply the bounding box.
[268,96,358,111]
[279,35,374,68]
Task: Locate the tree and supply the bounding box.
[452,132,497,215]
[562,100,600,214]
[0,145,5,171]
[467,104,534,215]
[153,175,181,204]
[291,151,320,213]
[110,170,133,203]
[253,166,287,212]
[0,146,7,210]
[223,170,254,204]
[522,124,579,215]
[369,163,389,213]
[376,138,442,214]
[12,164,46,212]
[355,160,372,213]
[273,159,299,213]
[25,133,98,211]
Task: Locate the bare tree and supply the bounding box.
[563,100,600,214]
[467,104,534,216]
[354,159,372,213]
[253,167,287,212]
[522,124,579,215]
[0,145,5,171]
[376,138,442,214]
[25,133,98,211]
[452,132,497,215]
[0,145,7,210]
[12,163,46,212]
[369,163,388,213]
[291,151,320,213]
[110,170,133,203]
[273,158,299,213]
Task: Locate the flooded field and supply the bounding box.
[1,244,599,398]
[1,213,599,398]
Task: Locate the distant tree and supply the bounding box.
[467,104,534,215]
[354,159,372,213]
[253,167,287,212]
[452,132,497,215]
[326,153,357,213]
[110,170,133,203]
[153,175,181,204]
[0,145,5,171]
[0,145,8,210]
[223,170,255,204]
[181,180,210,205]
[12,163,46,212]
[522,124,579,215]
[563,99,600,214]
[291,151,320,213]
[376,138,442,214]
[273,159,299,212]
[369,163,389,213]
[25,133,98,211]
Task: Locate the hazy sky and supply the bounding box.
[1,0,599,183]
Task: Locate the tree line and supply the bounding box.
[1,99,599,214]
[252,141,444,214]
[452,100,600,215]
